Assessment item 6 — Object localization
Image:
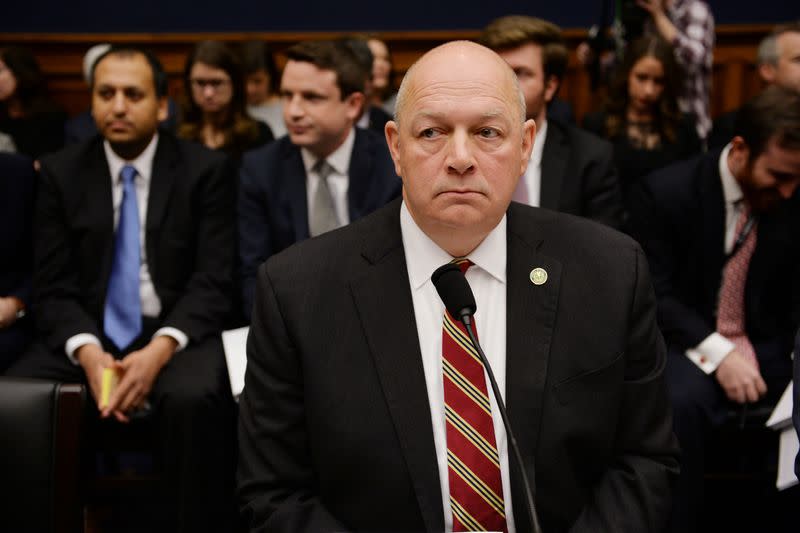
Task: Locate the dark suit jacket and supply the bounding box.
[238,127,401,318]
[539,118,624,229]
[628,150,800,379]
[794,329,800,479]
[238,199,679,532]
[0,153,36,369]
[33,132,235,353]
[707,109,738,151]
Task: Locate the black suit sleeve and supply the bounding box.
[237,264,346,532]
[628,180,715,349]
[569,246,679,532]
[33,163,103,351]
[161,156,235,341]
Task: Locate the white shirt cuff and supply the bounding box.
[65,333,102,365]
[153,327,188,352]
[685,332,735,374]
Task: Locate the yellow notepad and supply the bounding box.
[100,367,119,409]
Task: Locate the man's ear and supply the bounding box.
[728,136,751,177]
[157,96,169,122]
[543,74,560,104]
[520,119,537,176]
[758,63,777,85]
[384,120,404,177]
[345,91,366,121]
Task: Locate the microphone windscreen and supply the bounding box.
[431,263,477,319]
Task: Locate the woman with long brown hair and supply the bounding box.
[178,40,273,160]
[583,36,701,206]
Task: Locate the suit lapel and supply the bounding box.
[144,135,178,281]
[539,122,568,211]
[699,156,726,313]
[84,140,115,290]
[348,201,444,532]
[283,143,310,241]
[505,204,562,532]
[347,128,372,221]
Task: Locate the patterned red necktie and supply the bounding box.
[442,258,507,532]
[716,204,759,368]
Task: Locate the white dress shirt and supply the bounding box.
[518,120,548,207]
[685,143,742,374]
[400,201,516,533]
[301,127,355,228]
[65,134,188,363]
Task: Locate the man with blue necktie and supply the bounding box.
[6,46,237,532]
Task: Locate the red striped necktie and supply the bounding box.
[442,258,507,532]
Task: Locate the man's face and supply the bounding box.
[386,44,535,242]
[766,32,800,94]
[496,43,558,124]
[731,137,800,212]
[92,53,167,151]
[280,60,362,159]
[246,68,271,106]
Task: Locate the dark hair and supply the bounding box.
[339,37,374,82]
[734,85,800,159]
[480,15,568,81]
[90,46,168,98]
[178,40,261,154]
[240,40,280,95]
[604,36,684,143]
[284,40,366,98]
[0,46,59,116]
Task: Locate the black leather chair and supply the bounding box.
[0,377,85,533]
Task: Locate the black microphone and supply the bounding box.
[431,263,542,533]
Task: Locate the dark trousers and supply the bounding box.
[665,344,791,533]
[5,322,237,533]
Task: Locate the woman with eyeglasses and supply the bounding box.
[178,41,273,160]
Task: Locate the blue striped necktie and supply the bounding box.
[104,164,142,350]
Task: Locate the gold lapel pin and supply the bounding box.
[530,267,547,286]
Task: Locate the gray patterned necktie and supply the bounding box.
[309,159,340,237]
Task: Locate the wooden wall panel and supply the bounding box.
[0,25,775,122]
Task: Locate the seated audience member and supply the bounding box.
[710,21,800,149]
[342,37,393,135]
[583,36,701,209]
[628,86,800,533]
[0,46,66,159]
[578,0,715,142]
[65,44,178,144]
[241,40,286,139]
[366,37,397,115]
[5,46,237,533]
[0,152,35,372]
[238,40,679,533]
[481,15,624,229]
[179,40,273,161]
[238,40,400,319]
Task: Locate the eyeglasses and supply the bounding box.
[190,78,231,90]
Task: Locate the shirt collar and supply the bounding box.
[718,143,743,206]
[400,200,507,291]
[103,132,159,185]
[531,119,548,168]
[301,127,356,176]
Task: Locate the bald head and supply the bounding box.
[394,41,526,125]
